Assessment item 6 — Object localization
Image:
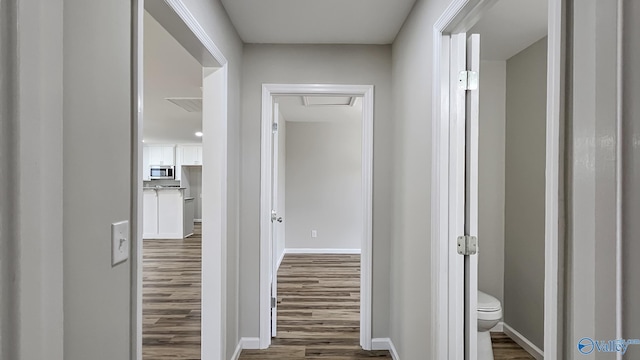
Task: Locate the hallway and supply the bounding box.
[239,254,391,359]
[142,224,202,360]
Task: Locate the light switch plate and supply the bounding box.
[111,220,129,266]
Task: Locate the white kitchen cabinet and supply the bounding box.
[180,145,202,165]
[147,145,175,166]
[162,146,175,165]
[143,189,158,238]
[143,188,186,239]
[142,146,150,181]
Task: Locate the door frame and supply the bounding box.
[259,83,374,350]
[431,0,566,359]
[131,1,229,359]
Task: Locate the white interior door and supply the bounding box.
[449,31,480,360]
[270,103,282,337]
[464,33,480,360]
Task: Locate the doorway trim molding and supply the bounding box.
[259,83,374,350]
[132,1,228,359]
[430,0,566,359]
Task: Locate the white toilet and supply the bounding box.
[477,290,502,360]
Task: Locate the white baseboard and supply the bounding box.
[503,323,544,360]
[276,250,286,271]
[230,341,243,360]
[241,337,261,350]
[489,321,504,332]
[284,248,361,254]
[230,337,261,360]
[371,338,400,360]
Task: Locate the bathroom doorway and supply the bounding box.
[431,0,566,359]
[472,2,549,358]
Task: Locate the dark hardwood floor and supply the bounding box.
[492,332,536,360]
[142,224,201,360]
[141,236,533,360]
[239,254,391,359]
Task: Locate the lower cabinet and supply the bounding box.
[143,190,158,237]
[143,188,186,239]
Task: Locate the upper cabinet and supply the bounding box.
[179,145,202,166]
[147,145,175,166]
[142,146,151,181]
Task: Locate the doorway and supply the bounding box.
[431,0,565,359]
[270,94,364,340]
[132,1,229,359]
[259,84,375,350]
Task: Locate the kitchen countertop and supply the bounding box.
[143,187,186,190]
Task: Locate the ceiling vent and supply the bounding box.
[165,97,202,112]
[302,96,356,107]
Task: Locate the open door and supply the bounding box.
[270,103,283,337]
[449,32,480,360]
[463,33,480,360]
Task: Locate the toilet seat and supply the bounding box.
[478,308,502,321]
[477,291,502,321]
[478,291,501,311]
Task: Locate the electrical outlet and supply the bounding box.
[311,230,318,238]
[111,220,129,266]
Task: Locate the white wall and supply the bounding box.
[275,113,286,265]
[285,120,362,250]
[567,1,620,357]
[58,1,243,359]
[623,0,640,358]
[63,1,132,359]
[390,0,453,357]
[478,60,506,305]
[240,44,392,338]
[18,0,65,358]
[503,37,547,350]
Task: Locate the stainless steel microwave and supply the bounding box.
[150,165,174,180]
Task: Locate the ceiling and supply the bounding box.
[144,11,203,144]
[277,96,362,123]
[470,0,547,61]
[220,0,417,44]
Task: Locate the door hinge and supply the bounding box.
[271,297,276,308]
[458,70,479,91]
[457,235,478,255]
[272,122,278,133]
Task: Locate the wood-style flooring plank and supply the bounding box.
[492,332,536,360]
[239,254,391,359]
[142,233,533,360]
[143,224,201,360]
